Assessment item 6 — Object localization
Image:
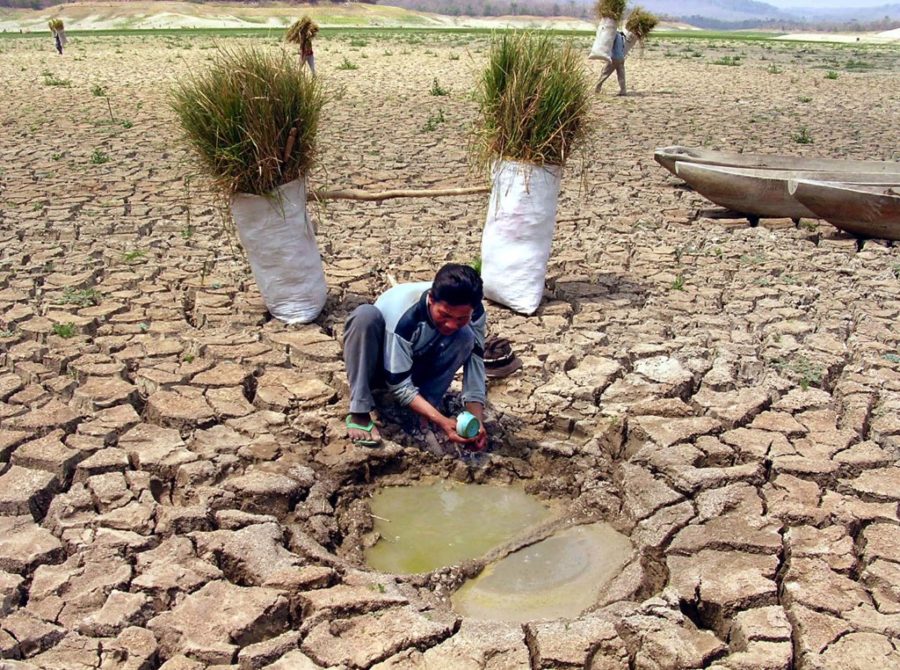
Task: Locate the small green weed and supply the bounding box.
[792,126,813,144]
[825,70,839,79]
[181,225,194,239]
[449,53,460,60]
[712,55,741,66]
[42,71,71,87]
[845,59,872,70]
[798,95,812,103]
[52,323,77,338]
[423,109,445,131]
[766,64,783,74]
[123,249,145,263]
[60,287,101,307]
[182,353,195,363]
[90,149,110,164]
[883,353,900,364]
[0,329,16,338]
[671,274,685,291]
[91,84,107,97]
[121,120,133,129]
[469,257,482,275]
[52,152,63,160]
[429,77,449,96]
[337,57,359,71]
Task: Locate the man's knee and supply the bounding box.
[345,304,384,336]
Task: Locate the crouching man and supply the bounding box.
[343,263,487,451]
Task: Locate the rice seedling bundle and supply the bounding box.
[170,45,327,323]
[48,18,64,32]
[595,0,627,21]
[625,7,659,44]
[474,31,591,314]
[171,45,323,196]
[286,16,318,50]
[473,31,589,168]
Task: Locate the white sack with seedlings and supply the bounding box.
[589,18,617,61]
[481,160,561,315]
[623,30,639,57]
[230,178,326,324]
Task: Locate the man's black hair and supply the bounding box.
[431,263,483,308]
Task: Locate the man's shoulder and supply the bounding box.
[376,281,431,336]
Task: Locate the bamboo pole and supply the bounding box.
[307,185,489,203]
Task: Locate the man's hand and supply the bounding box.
[464,401,488,451]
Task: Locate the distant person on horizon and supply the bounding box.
[286,17,318,76]
[595,30,627,95]
[49,19,66,56]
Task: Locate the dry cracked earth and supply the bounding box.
[0,29,899,670]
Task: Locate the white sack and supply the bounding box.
[231,178,327,324]
[481,160,561,315]
[588,18,617,61]
[623,30,639,57]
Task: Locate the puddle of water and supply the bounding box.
[451,523,632,623]
[364,482,553,575]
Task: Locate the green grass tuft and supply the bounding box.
[473,31,590,168]
[430,77,449,96]
[52,323,77,339]
[792,126,813,144]
[171,45,324,196]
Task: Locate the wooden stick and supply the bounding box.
[308,185,489,203]
[282,127,298,165]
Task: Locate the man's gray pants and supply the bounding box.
[596,58,626,94]
[344,304,474,414]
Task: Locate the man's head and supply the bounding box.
[428,263,483,336]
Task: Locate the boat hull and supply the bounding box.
[789,180,900,240]
[655,145,900,177]
[675,162,900,220]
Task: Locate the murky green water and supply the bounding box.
[451,523,633,622]
[364,482,553,575]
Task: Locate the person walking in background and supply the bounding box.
[286,16,318,76]
[49,18,66,55]
[595,29,626,95]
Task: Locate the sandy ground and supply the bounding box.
[0,30,899,669]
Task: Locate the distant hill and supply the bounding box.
[1,0,897,29]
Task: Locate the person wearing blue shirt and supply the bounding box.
[342,264,488,451]
[596,30,627,95]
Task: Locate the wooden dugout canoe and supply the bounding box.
[655,145,900,177]
[674,161,900,221]
[789,180,900,240]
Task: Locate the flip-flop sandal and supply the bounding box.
[345,415,382,447]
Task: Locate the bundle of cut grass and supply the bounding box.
[285,16,318,48]
[171,45,324,196]
[474,31,590,168]
[48,18,64,33]
[625,6,659,43]
[595,0,627,21]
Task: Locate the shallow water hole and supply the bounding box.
[359,480,634,622]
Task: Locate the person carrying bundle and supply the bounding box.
[286,17,318,75]
[595,29,627,95]
[48,19,66,55]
